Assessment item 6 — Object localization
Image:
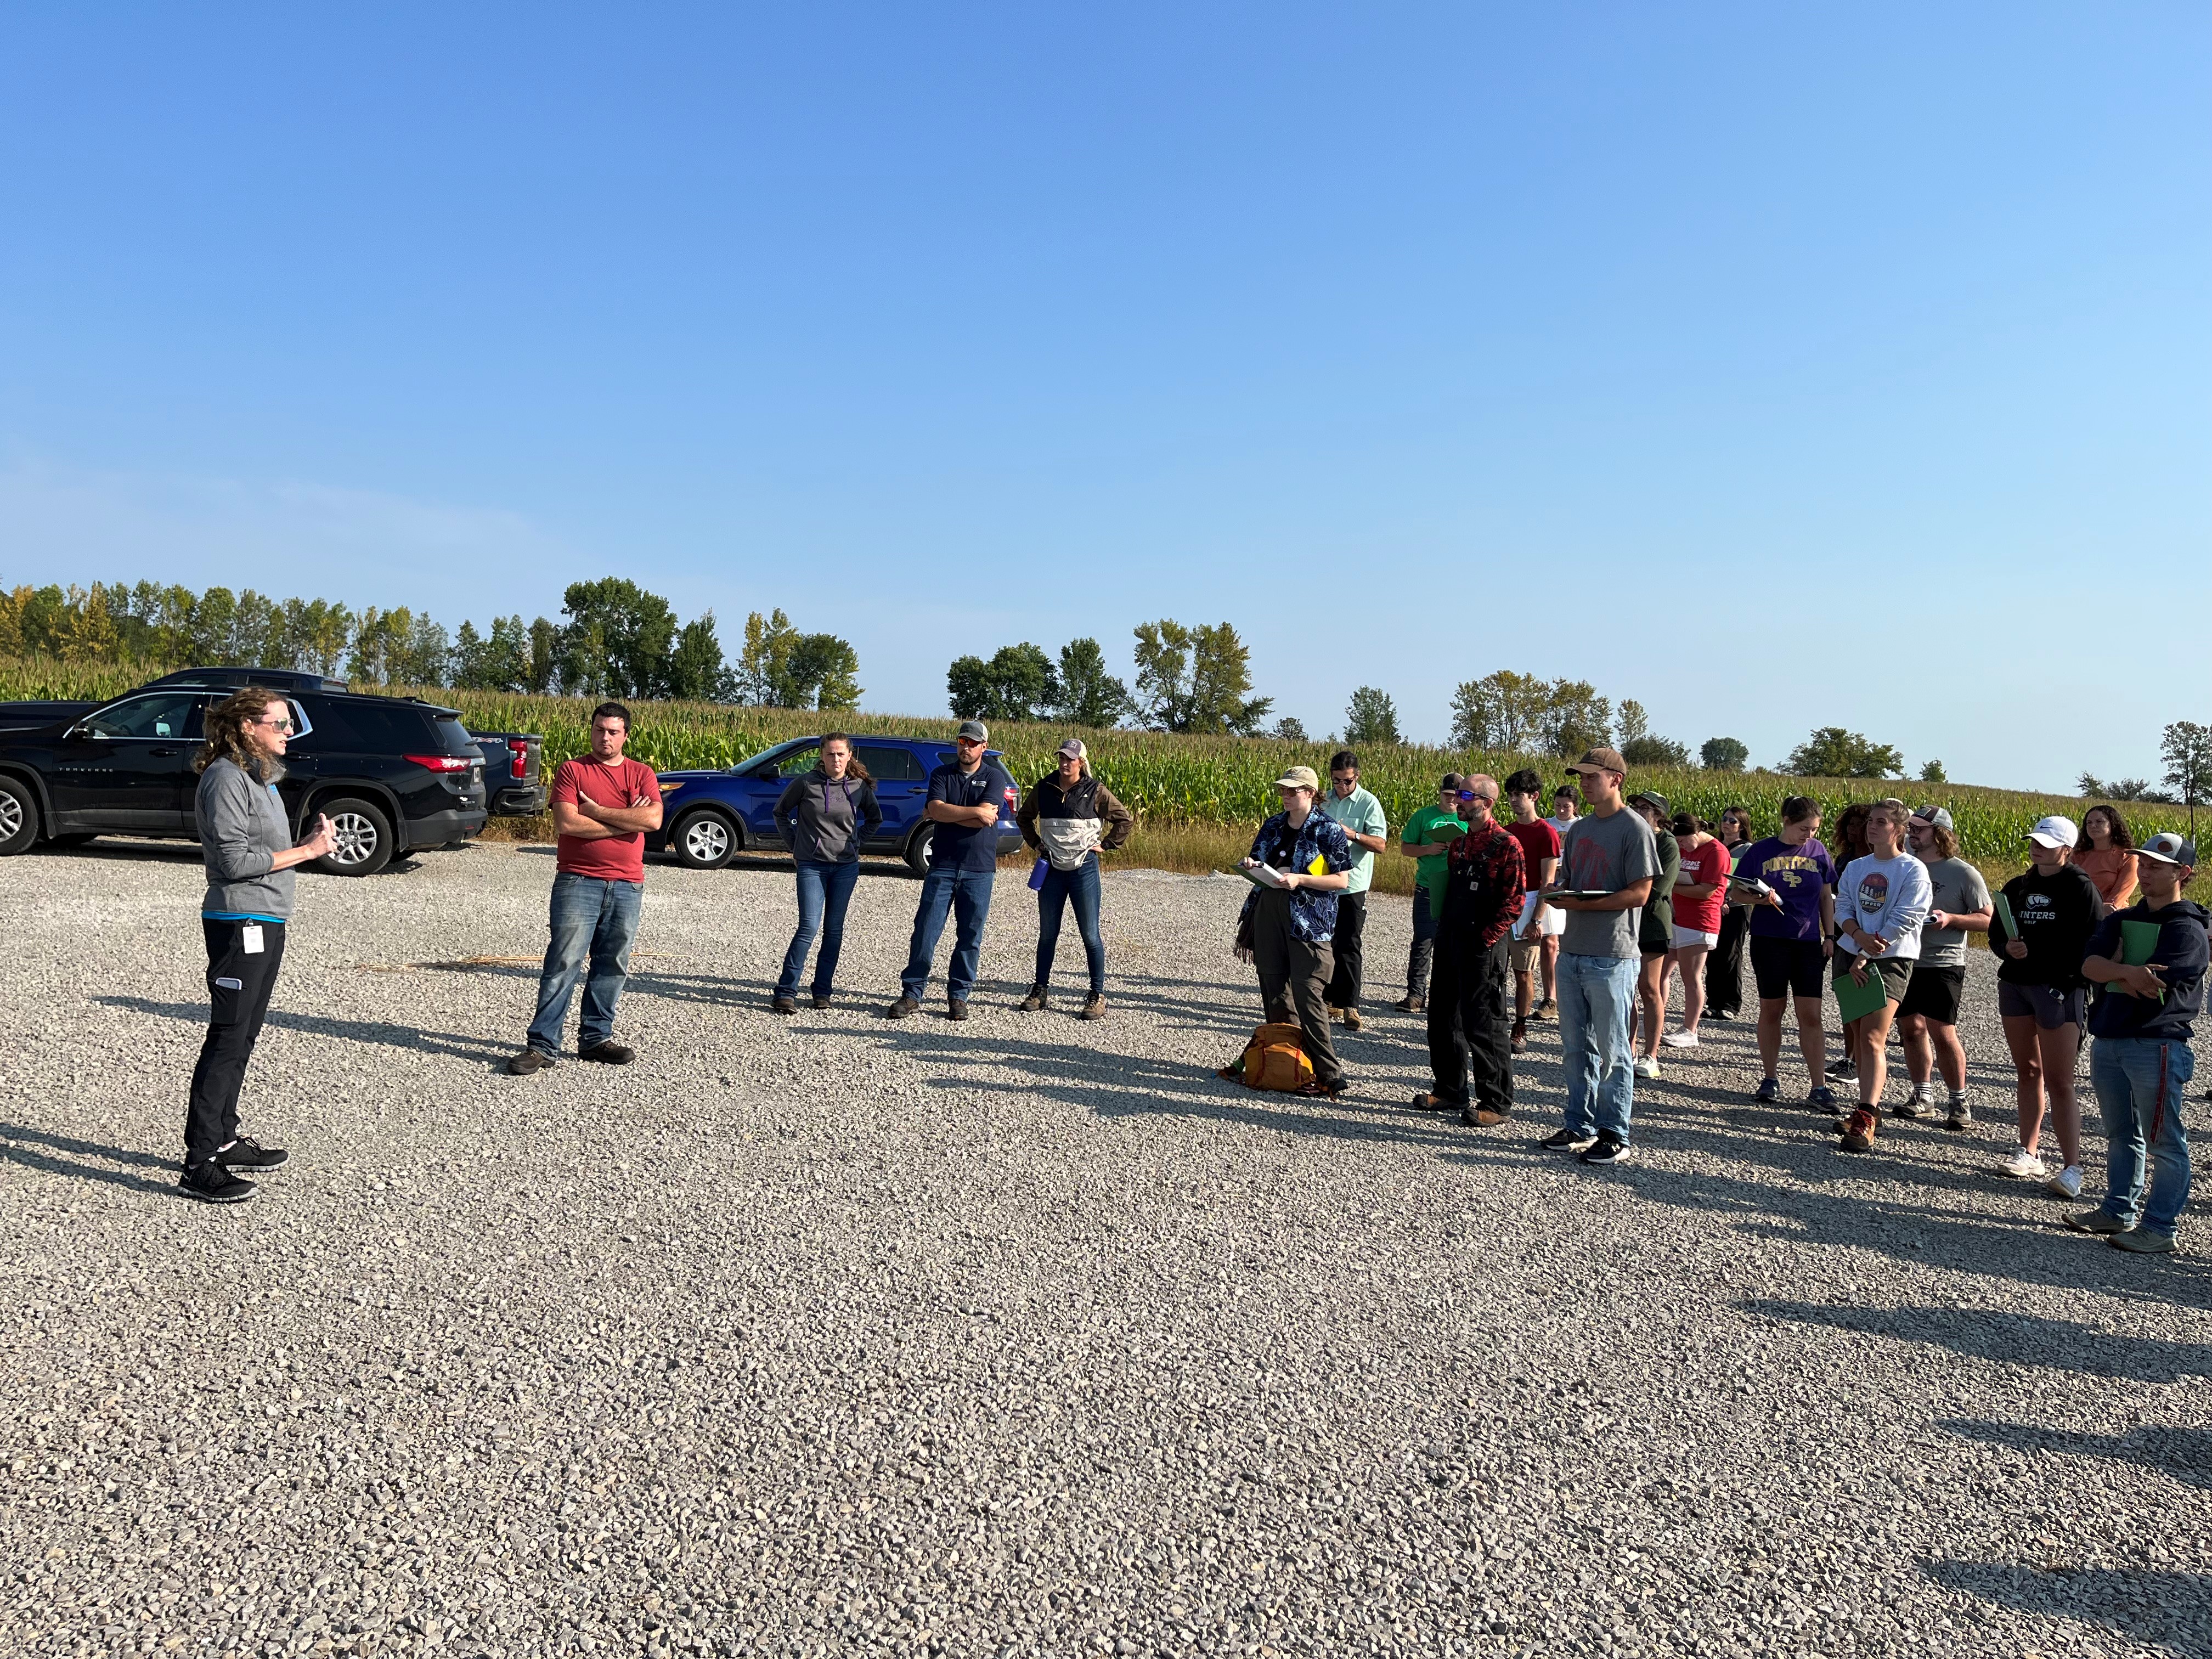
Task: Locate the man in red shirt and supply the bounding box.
[509,703,663,1074]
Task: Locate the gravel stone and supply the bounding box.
[1,839,2208,1657]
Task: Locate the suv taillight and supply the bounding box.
[406,754,473,773]
[506,738,528,780]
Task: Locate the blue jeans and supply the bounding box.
[901,865,995,1002]
[1557,951,1638,1142]
[1035,857,1105,994]
[526,873,642,1054]
[776,859,861,998]
[2090,1036,2194,1238]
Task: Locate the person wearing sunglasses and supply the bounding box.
[180,686,335,1203]
[1704,805,1754,1021]
[1319,751,1389,1031]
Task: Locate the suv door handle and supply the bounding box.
[149,747,181,757]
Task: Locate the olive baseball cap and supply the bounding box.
[1273,765,1320,791]
[1564,747,1628,776]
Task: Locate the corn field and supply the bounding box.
[3,655,2198,863]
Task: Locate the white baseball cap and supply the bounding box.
[2025,815,2079,850]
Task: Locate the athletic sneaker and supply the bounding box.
[1633,1057,1661,1081]
[2046,1165,2084,1200]
[1754,1076,1781,1104]
[1839,1109,1878,1153]
[1892,1088,1929,1120]
[1532,998,1555,1020]
[1807,1086,1839,1114]
[216,1135,287,1171]
[1660,1031,1699,1049]
[1511,1020,1528,1054]
[1579,1133,1634,1166]
[1542,1127,1599,1153]
[178,1161,254,1204]
[2065,1209,2131,1235]
[1825,1056,1857,1080]
[1945,1097,1973,1132]
[2109,1229,2177,1255]
[2000,1147,2049,1181]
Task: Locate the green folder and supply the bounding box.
[1833,956,1890,1023]
[2115,918,2165,1001]
[1991,891,2017,941]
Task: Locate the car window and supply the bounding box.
[431,716,476,755]
[82,693,203,740]
[853,744,925,783]
[758,742,819,780]
[299,701,435,751]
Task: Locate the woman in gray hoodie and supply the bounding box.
[770,733,883,1012]
[182,687,334,1204]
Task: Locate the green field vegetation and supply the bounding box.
[9,656,2199,895]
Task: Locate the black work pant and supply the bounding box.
[1251,890,1342,1087]
[1427,932,1513,1111]
[1707,905,1748,1018]
[186,918,286,1165]
[1323,891,1368,1010]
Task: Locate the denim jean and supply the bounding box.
[526,873,642,1054]
[1035,857,1105,995]
[901,865,996,1002]
[1557,950,1638,1142]
[1407,887,1440,1000]
[777,858,862,998]
[2090,1036,2195,1237]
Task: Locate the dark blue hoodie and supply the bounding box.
[2085,898,2210,1043]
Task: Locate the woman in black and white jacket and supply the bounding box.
[1013,738,1134,1019]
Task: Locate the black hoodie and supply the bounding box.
[2085,898,2210,1043]
[1990,864,2104,987]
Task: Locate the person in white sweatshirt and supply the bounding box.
[1832,799,1933,1153]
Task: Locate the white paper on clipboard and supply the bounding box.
[1510,889,1542,938]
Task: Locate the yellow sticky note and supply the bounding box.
[1308,855,1327,877]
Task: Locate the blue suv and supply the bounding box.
[647,735,1025,873]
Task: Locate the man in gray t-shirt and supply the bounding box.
[1899,806,1995,1124]
[1541,750,1660,1164]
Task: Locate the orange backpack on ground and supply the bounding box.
[1238,1022,1314,1091]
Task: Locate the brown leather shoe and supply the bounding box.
[1341,1006,1364,1031]
[578,1041,635,1065]
[1410,1092,1455,1112]
[1018,985,1048,1012]
[1077,993,1106,1020]
[507,1047,556,1075]
[1466,1105,1513,1128]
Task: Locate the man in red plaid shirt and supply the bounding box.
[1414,774,1527,1126]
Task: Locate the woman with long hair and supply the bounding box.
[180,687,335,1203]
[1990,815,2104,1197]
[1822,802,1875,1080]
[2076,804,2140,911]
[770,733,882,1012]
[1016,737,1135,1018]
[1661,810,1729,1049]
[1703,804,1754,1020]
[1625,790,1680,1077]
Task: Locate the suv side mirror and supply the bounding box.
[63,723,94,742]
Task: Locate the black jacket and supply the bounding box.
[2086,899,2210,1042]
[1990,864,2104,988]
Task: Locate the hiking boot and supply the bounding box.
[178,1160,255,1204]
[770,995,798,1015]
[1580,1133,1634,1166]
[885,996,920,1020]
[217,1135,287,1172]
[1753,1076,1781,1104]
[579,1041,634,1065]
[1393,995,1426,1014]
[2066,1209,2131,1235]
[1077,993,1107,1021]
[1018,985,1048,1012]
[2109,1229,2178,1255]
[1839,1108,1878,1153]
[1327,1006,1345,1024]
[1410,1092,1456,1113]
[811,993,833,1011]
[1465,1104,1513,1128]
[1807,1086,1839,1114]
[1945,1102,1974,1133]
[2046,1164,2085,1200]
[946,999,969,1022]
[1542,1127,1599,1153]
[507,1047,556,1075]
[1532,998,1556,1020]
[1341,1006,1364,1032]
[1511,1020,1528,1054]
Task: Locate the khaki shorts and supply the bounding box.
[1510,930,1541,974]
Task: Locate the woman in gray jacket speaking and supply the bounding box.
[1014,738,1134,1019]
[770,733,883,1013]
[182,686,335,1204]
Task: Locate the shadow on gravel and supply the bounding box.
[93,996,514,1064]
[0,1123,175,1194]
[1921,1559,2211,1654]
[1746,1301,2212,1383]
[1941,1419,2212,1491]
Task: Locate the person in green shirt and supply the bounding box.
[1391,772,1466,1014]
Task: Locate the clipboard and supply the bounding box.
[1833,955,1890,1023]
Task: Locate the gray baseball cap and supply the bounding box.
[955,719,989,743]
[2137,830,2199,867]
[1911,804,1954,831]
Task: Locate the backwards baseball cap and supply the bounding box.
[1056,737,1087,760]
[1273,765,1320,791]
[1438,771,1465,793]
[1628,789,1669,816]
[955,719,989,743]
[1910,804,1954,831]
[1564,747,1628,777]
[2137,830,2199,867]
[2025,815,2079,850]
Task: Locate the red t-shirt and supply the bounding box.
[551,757,659,882]
[1671,836,1730,935]
[1503,818,1561,892]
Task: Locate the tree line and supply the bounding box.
[0,579,862,708]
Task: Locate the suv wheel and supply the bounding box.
[314,796,396,877]
[671,808,738,870]
[0,775,38,856]
[902,823,933,874]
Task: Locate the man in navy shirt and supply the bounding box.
[888,720,1018,1019]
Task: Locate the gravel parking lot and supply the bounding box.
[3,839,2209,1658]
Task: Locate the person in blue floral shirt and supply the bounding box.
[1221,765,1356,1097]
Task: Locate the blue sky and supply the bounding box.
[2,5,2205,791]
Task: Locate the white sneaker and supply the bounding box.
[1633,1056,1661,1080]
[1661,1031,1700,1049]
[2000,1147,2048,1181]
[2046,1164,2084,1200]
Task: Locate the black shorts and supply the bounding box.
[1750,935,1827,1001]
[1897,962,1965,1024]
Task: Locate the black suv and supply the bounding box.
[0,667,488,876]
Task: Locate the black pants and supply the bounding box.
[1707,905,1748,1018]
[1427,933,1513,1110]
[187,918,286,1165]
[1324,891,1368,1010]
[1251,890,1342,1087]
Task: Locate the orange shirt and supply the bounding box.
[2074,845,2138,910]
